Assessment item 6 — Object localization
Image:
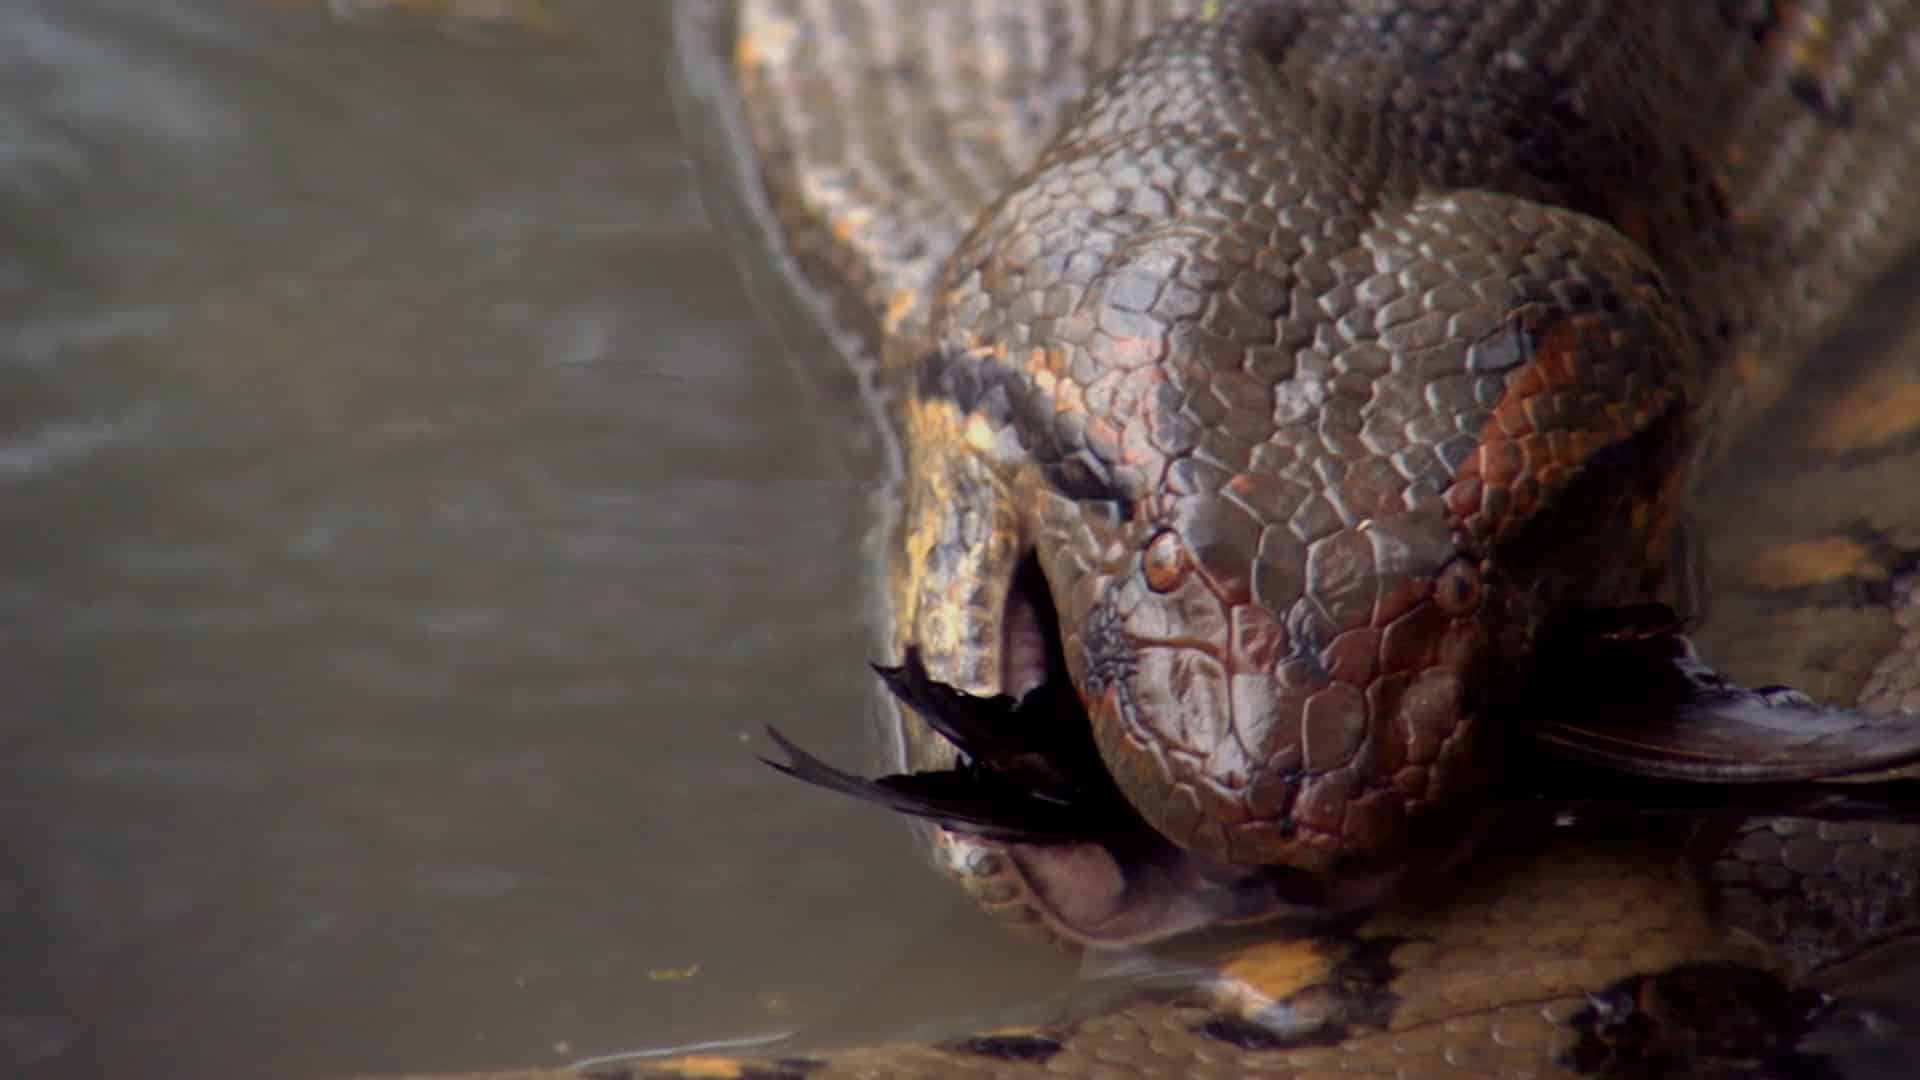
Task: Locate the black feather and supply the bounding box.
[1521,605,1920,783]
[760,726,1103,845]
[762,647,1143,846]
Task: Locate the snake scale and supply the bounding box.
[630,2,1920,1076]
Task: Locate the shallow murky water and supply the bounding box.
[0,3,1082,1076]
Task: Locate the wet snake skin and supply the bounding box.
[734,0,1920,941]
[617,1,1920,1076]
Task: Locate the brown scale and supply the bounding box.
[734,0,1920,968]
[905,3,1710,881]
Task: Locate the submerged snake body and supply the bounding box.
[736,0,1920,947]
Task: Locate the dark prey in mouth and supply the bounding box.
[762,647,1163,850]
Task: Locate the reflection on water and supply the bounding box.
[1,2,1078,1076]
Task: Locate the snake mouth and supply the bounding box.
[975,557,1333,945]
[765,557,1393,946]
[999,555,1054,701]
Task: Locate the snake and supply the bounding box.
[630,1,1920,1076]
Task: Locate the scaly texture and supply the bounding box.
[735,0,1920,934]
[510,2,1920,1077]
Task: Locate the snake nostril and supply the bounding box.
[1143,530,1194,593]
[1434,557,1483,617]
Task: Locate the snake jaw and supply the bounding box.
[1079,599,1493,875]
[766,629,1353,945]
[930,827,1332,949]
[999,553,1058,701]
[1051,498,1497,881]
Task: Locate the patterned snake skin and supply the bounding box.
[734,0,1920,939]
[612,1,1920,1076]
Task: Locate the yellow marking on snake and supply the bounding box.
[1805,368,1920,454]
[964,411,1003,454]
[651,1057,745,1079]
[1213,938,1336,1002]
[736,10,799,71]
[883,289,917,336]
[830,206,876,243]
[1743,536,1885,589]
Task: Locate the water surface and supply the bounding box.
[0,3,1079,1075]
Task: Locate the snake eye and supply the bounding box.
[1434,557,1483,617]
[1143,530,1193,593]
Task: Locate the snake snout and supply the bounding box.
[1069,508,1493,874]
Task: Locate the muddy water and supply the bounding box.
[0,3,1081,1076]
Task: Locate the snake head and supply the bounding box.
[1016,229,1698,889]
[889,187,1701,937]
[903,0,1709,914]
